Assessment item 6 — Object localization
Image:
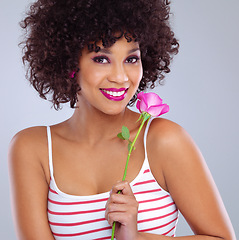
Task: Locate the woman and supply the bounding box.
[9,0,236,239]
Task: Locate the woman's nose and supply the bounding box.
[108,63,128,83]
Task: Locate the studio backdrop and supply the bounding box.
[0,0,238,238]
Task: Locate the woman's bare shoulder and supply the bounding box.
[147,117,192,149]
[146,117,201,179]
[13,126,47,138]
[10,126,47,150]
[8,126,49,170]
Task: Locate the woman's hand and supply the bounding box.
[105,181,140,240]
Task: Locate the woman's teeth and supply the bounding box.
[102,89,125,97]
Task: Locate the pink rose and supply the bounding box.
[136,92,169,117]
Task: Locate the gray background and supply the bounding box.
[0,0,238,239]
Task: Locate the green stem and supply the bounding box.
[111,114,150,240]
[111,223,116,240]
[122,117,147,181]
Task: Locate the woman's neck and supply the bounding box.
[66,106,135,145]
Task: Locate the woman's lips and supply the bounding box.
[100,88,128,101]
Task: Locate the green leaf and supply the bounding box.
[136,114,143,123]
[117,132,125,140]
[121,126,130,140]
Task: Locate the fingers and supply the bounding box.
[105,181,139,226]
[106,210,137,226]
[105,194,136,212]
[106,181,135,209]
[110,181,134,195]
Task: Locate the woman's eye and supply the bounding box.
[92,56,110,64]
[126,56,140,64]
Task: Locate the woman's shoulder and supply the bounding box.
[8,126,49,166]
[147,117,198,165]
[146,118,206,193]
[148,117,191,146]
[10,126,48,148]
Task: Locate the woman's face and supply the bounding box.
[77,37,143,115]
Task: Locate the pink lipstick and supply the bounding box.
[100,88,128,101]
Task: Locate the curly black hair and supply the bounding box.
[20,0,179,109]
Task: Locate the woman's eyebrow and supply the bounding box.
[128,48,140,54]
[97,47,140,54]
[98,48,111,54]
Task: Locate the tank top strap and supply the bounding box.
[46,126,54,178]
[143,117,155,162]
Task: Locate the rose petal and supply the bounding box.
[136,100,141,112]
[137,92,169,116]
[137,92,148,112]
[137,92,145,100]
[144,92,162,106]
[147,105,164,116]
[138,99,148,112]
[147,104,169,117]
[160,104,169,115]
[138,92,148,106]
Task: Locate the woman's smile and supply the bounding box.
[100,88,128,101]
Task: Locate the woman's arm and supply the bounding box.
[144,118,236,239]
[8,128,55,240]
[106,119,236,240]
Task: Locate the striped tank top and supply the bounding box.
[47,118,178,239]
